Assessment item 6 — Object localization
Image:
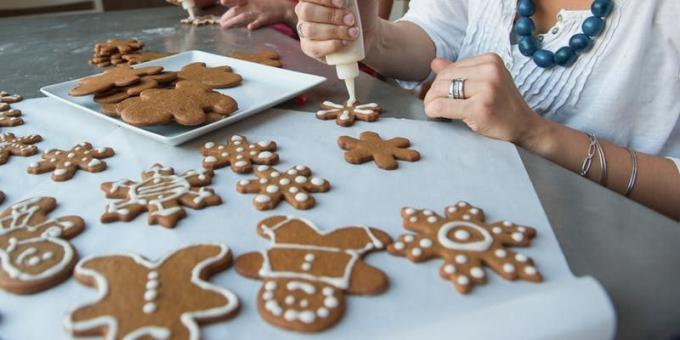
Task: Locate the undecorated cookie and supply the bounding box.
[177,62,242,88]
[235,215,391,333]
[93,72,177,104]
[122,51,176,65]
[388,201,543,294]
[0,132,42,166]
[64,244,240,338]
[0,91,22,103]
[0,197,85,294]
[27,142,115,182]
[94,39,144,56]
[229,50,282,68]
[101,164,222,228]
[69,65,164,96]
[0,103,23,128]
[236,165,330,210]
[338,131,420,170]
[201,135,278,173]
[316,101,381,127]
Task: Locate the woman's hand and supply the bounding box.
[424,54,547,146]
[220,0,297,30]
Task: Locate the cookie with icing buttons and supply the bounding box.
[236,165,330,210]
[0,133,42,166]
[388,201,543,294]
[0,103,23,128]
[0,197,85,294]
[235,216,391,332]
[101,164,222,228]
[229,50,282,68]
[177,62,242,89]
[201,135,278,173]
[0,91,22,104]
[65,244,240,338]
[27,142,115,182]
[316,101,381,127]
[69,65,164,97]
[338,131,420,170]
[180,15,219,25]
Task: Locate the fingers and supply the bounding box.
[298,21,357,40]
[423,77,485,106]
[424,97,467,121]
[303,0,346,8]
[295,1,354,26]
[220,6,255,28]
[301,38,345,59]
[430,58,453,74]
[220,0,248,6]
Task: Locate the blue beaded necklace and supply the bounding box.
[514,0,613,68]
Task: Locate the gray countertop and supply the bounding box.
[0,7,678,339]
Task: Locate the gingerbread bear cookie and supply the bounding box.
[237,165,330,210]
[101,164,222,228]
[0,132,42,166]
[116,80,238,126]
[69,65,164,96]
[201,135,278,173]
[177,62,242,88]
[236,216,391,332]
[0,197,85,294]
[388,201,543,294]
[338,131,421,170]
[27,142,115,182]
[317,101,381,127]
[65,244,240,339]
[229,50,282,68]
[0,103,23,128]
[0,91,22,103]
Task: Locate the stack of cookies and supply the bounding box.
[89,39,145,68]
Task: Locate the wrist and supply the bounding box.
[517,114,558,157]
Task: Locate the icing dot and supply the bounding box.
[144,290,158,301]
[409,217,417,223]
[258,141,271,147]
[27,256,41,266]
[204,142,215,149]
[234,160,248,168]
[263,291,274,300]
[393,242,405,250]
[518,227,527,233]
[411,247,423,257]
[310,177,324,186]
[427,216,438,223]
[300,299,309,308]
[287,169,297,175]
[288,187,299,193]
[404,208,416,215]
[255,195,271,203]
[238,180,250,186]
[270,171,280,178]
[221,152,229,157]
[294,176,307,184]
[257,165,269,171]
[324,296,339,308]
[470,267,485,279]
[259,178,268,184]
[524,266,537,275]
[29,162,38,168]
[285,295,295,305]
[236,147,244,153]
[457,275,470,286]
[423,210,433,216]
[469,208,480,215]
[146,280,159,289]
[279,178,291,186]
[294,193,309,202]
[454,230,470,240]
[265,300,282,316]
[42,252,53,260]
[197,175,206,181]
[250,151,257,156]
[265,281,277,290]
[231,135,243,141]
[266,185,279,193]
[317,308,330,318]
[147,271,159,279]
[492,227,503,234]
[258,151,273,159]
[457,202,468,207]
[515,254,528,262]
[443,264,456,274]
[447,206,458,213]
[455,254,468,264]
[218,145,225,150]
[304,254,316,261]
[462,214,471,220]
[403,235,414,243]
[295,165,306,171]
[494,249,507,258]
[503,221,513,227]
[503,263,516,273]
[419,239,433,248]
[322,287,334,296]
[67,153,75,158]
[143,302,157,314]
[511,233,524,242]
[301,262,312,271]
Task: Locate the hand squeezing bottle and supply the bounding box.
[325,0,365,105]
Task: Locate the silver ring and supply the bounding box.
[449,78,466,100]
[297,22,304,38]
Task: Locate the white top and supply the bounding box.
[398,0,680,171]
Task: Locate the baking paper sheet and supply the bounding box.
[0,98,615,339]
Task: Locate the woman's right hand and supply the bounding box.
[295,0,379,62]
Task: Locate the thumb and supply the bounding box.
[431,58,453,74]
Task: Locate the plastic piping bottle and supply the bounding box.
[325,0,365,105]
[181,0,197,19]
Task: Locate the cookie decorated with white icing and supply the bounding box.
[0,197,85,294]
[236,165,330,210]
[235,216,391,332]
[65,244,240,339]
[27,142,115,182]
[201,135,279,173]
[0,132,42,166]
[316,101,381,127]
[388,201,543,294]
[0,103,23,128]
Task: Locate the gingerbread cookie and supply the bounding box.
[93,72,177,104]
[122,51,176,65]
[95,39,144,56]
[0,191,4,204]
[27,142,115,182]
[316,101,382,127]
[229,50,282,68]
[116,80,237,126]
[388,201,543,294]
[0,103,23,128]
[69,65,164,97]
[65,244,240,338]
[0,133,42,166]
[338,131,420,170]
[181,16,219,25]
[0,197,85,294]
[236,216,391,332]
[0,91,22,103]
[101,164,222,228]
[237,165,330,210]
[177,62,242,89]
[201,135,278,173]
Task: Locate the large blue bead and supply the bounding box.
[517,0,536,17]
[533,49,555,68]
[554,46,577,66]
[569,33,593,52]
[515,17,535,36]
[591,0,613,17]
[518,36,538,57]
[582,16,605,37]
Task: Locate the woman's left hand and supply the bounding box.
[423,53,545,145]
[220,0,297,30]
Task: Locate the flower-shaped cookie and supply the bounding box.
[338,131,420,170]
[27,142,115,182]
[236,165,330,210]
[316,101,381,127]
[177,62,242,88]
[201,135,278,173]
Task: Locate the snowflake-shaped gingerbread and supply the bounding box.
[0,132,42,166]
[0,197,85,294]
[236,165,330,210]
[0,103,23,128]
[338,131,421,170]
[201,135,278,173]
[27,142,115,182]
[316,100,381,127]
[236,216,391,332]
[388,201,543,294]
[0,91,22,104]
[100,164,222,228]
[65,244,240,339]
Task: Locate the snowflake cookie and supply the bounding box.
[235,216,391,332]
[65,244,240,339]
[27,142,115,182]
[100,164,222,228]
[0,132,42,166]
[316,101,381,127]
[201,135,278,173]
[0,197,85,294]
[236,165,330,210]
[0,103,23,128]
[388,201,543,294]
[338,131,421,170]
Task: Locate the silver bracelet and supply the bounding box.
[625,149,639,197]
[595,137,608,185]
[580,134,598,176]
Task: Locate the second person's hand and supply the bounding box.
[220,0,297,30]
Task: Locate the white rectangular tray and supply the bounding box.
[40,50,326,146]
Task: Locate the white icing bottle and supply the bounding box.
[325,0,365,105]
[181,0,197,19]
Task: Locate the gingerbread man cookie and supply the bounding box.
[65,244,240,339]
[0,103,23,128]
[122,51,176,65]
[316,101,381,127]
[201,135,278,173]
[236,216,391,332]
[93,72,178,104]
[388,201,543,294]
[69,65,164,96]
[237,165,330,210]
[0,197,85,294]
[0,91,22,104]
[338,131,421,170]
[27,142,115,182]
[101,164,222,228]
[229,50,282,68]
[177,62,242,88]
[0,133,42,166]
